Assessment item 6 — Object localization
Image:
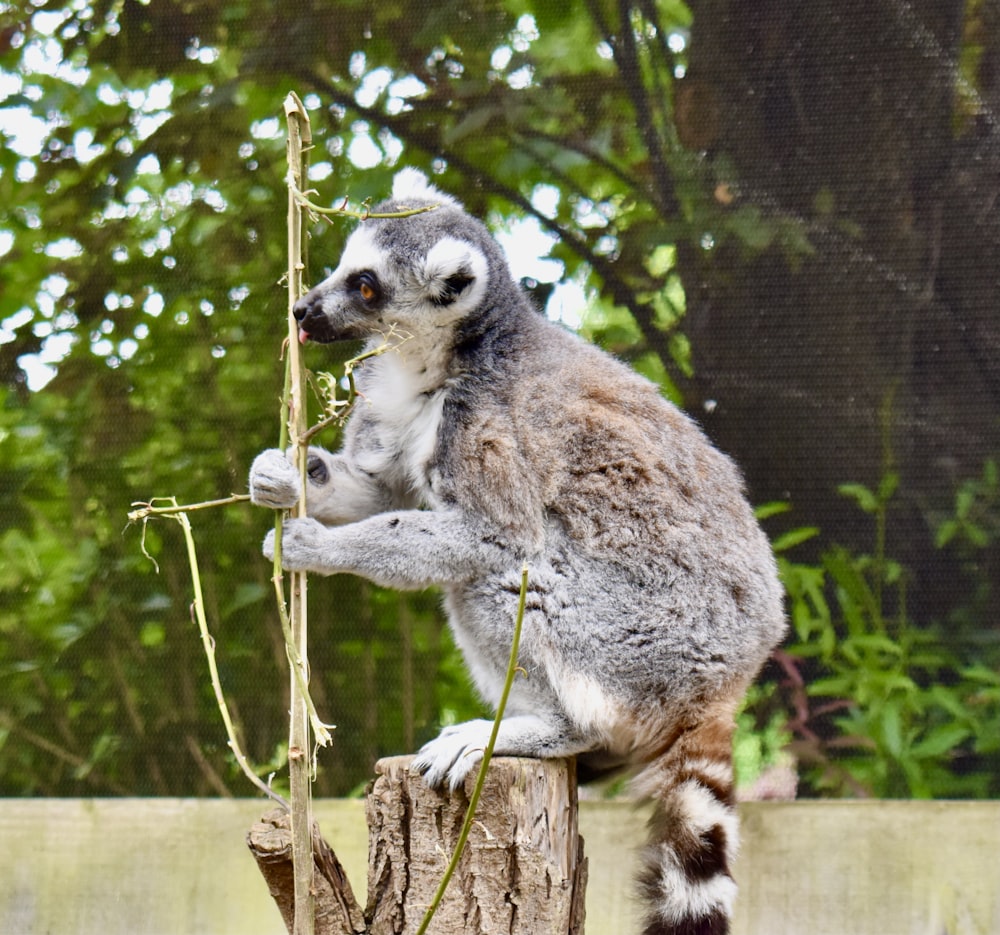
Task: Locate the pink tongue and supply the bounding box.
[298,329,309,345]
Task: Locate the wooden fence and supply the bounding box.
[2,797,998,934]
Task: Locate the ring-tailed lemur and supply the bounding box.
[249,168,785,935]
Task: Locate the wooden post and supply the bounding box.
[247,810,366,935]
[249,756,588,935]
[282,91,315,935]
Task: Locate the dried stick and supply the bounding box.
[133,497,290,809]
[282,90,315,935]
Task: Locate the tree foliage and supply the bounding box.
[1,0,997,797]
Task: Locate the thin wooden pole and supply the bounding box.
[283,90,314,935]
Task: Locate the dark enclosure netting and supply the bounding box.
[1,0,997,799]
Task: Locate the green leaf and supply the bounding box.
[838,482,879,513]
[910,725,971,760]
[877,472,899,502]
[882,704,905,758]
[934,519,959,548]
[771,526,820,553]
[808,677,853,697]
[955,486,976,520]
[755,501,791,521]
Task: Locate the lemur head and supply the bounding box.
[293,169,508,345]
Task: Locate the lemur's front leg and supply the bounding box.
[264,509,506,590]
[249,447,388,524]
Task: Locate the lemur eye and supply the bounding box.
[355,272,379,304]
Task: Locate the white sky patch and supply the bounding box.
[201,188,227,211]
[0,106,50,157]
[531,184,560,219]
[21,36,62,75]
[20,23,90,87]
[494,209,588,330]
[140,227,171,257]
[136,153,160,175]
[386,75,426,116]
[1,308,34,344]
[308,161,334,182]
[35,294,55,321]
[512,13,539,48]
[0,71,22,102]
[348,132,381,169]
[32,9,71,36]
[185,41,219,65]
[21,330,77,390]
[165,180,195,208]
[41,275,69,299]
[250,117,281,140]
[546,280,587,330]
[45,238,84,259]
[379,128,403,164]
[97,83,120,106]
[72,128,105,163]
[356,66,392,108]
[389,75,427,99]
[506,65,534,90]
[134,111,170,141]
[574,197,614,228]
[126,78,173,113]
[496,216,561,283]
[146,80,173,110]
[491,46,512,70]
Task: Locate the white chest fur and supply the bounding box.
[359,347,448,501]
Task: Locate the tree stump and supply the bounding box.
[248,755,588,935]
[247,808,366,935]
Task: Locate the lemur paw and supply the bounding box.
[412,720,493,790]
[251,448,335,511]
[262,517,332,572]
[249,449,300,510]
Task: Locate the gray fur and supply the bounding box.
[249,169,786,932]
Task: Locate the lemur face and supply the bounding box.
[293,171,491,345]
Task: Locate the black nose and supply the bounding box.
[291,289,338,343]
[292,293,315,322]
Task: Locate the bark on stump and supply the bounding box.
[247,808,366,935]
[248,755,588,935]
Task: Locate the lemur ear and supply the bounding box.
[419,238,488,311]
[392,167,460,208]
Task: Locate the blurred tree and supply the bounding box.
[679,0,1000,612]
[1,0,996,796]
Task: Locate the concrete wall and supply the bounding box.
[1,798,997,935]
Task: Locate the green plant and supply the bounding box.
[768,473,1000,798]
[935,458,1000,553]
[733,682,794,796]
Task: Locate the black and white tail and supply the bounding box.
[633,708,740,935]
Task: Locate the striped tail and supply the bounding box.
[633,707,740,935]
